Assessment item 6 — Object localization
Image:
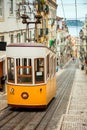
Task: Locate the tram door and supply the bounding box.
[0,62,3,90]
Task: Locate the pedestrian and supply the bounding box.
[85,58,87,74]
[1,75,6,91]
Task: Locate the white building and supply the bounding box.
[56,16,70,67]
[0,0,35,91]
[0,0,35,44]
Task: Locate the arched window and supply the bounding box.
[0,0,3,18]
[9,0,13,14]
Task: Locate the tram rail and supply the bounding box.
[0,61,76,130]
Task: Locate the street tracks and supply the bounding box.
[0,61,76,130]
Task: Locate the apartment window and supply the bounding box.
[30,31,32,39]
[23,32,26,42]
[0,0,3,17]
[10,34,14,43]
[17,33,21,42]
[43,19,46,35]
[9,0,13,14]
[0,36,4,41]
[43,19,46,29]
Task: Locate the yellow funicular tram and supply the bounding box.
[6,42,56,108]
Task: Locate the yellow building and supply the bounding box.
[48,0,57,49]
[36,0,57,49]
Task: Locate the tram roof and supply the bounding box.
[7,43,56,56]
[7,42,47,48]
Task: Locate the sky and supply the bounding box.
[57,0,87,21]
[57,0,87,36]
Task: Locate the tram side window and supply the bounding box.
[54,58,56,74]
[46,55,50,79]
[50,56,54,78]
[34,58,44,83]
[52,57,56,76]
[16,58,32,84]
[7,58,15,83]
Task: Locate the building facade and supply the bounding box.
[0,0,58,91]
[0,0,35,44]
[56,16,71,67]
[0,0,34,91]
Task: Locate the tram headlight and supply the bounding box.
[10,88,14,94]
[21,92,29,99]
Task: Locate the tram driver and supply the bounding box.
[8,68,14,81]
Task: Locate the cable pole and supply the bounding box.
[61,0,66,22]
[75,0,78,36]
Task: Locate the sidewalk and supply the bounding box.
[57,69,87,130]
[0,92,7,111]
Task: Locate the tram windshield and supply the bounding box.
[16,58,32,84]
[7,57,45,84]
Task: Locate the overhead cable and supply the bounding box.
[61,0,66,22]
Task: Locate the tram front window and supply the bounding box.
[16,58,32,84]
[34,58,44,83]
[7,58,15,83]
